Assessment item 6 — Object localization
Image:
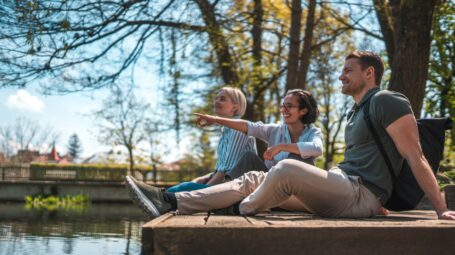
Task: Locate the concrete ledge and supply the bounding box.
[142,211,455,255]
[0,180,130,202]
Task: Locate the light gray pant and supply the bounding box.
[176,159,381,217]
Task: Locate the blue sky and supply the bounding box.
[0,70,195,162]
[1,86,104,158]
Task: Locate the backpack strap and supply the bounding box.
[346,104,357,121]
[362,95,397,181]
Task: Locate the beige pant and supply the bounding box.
[176,159,381,217]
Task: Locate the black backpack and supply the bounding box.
[362,95,452,211]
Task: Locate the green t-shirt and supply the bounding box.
[338,87,413,203]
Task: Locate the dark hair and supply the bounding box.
[286,89,319,124]
[345,50,384,86]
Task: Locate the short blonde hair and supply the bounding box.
[219,87,247,117]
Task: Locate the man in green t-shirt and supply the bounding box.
[125,51,455,220]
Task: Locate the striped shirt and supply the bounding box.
[247,122,323,169]
[214,126,257,173]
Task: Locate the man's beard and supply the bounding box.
[341,80,366,96]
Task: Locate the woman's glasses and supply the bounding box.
[281,103,299,111]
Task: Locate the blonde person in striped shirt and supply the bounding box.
[166,87,257,192]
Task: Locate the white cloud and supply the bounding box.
[7,89,45,112]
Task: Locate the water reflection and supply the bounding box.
[0,203,148,255]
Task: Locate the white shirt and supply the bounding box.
[247,122,323,169]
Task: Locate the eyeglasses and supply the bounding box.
[281,103,299,111]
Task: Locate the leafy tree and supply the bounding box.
[425,0,454,119]
[179,130,216,171]
[424,0,454,163]
[1,0,446,164]
[329,0,441,117]
[307,14,355,169]
[373,0,439,117]
[66,133,82,160]
[1,1,350,119]
[197,130,216,170]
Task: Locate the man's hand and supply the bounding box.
[263,145,282,160]
[438,210,455,220]
[377,207,390,216]
[194,113,217,127]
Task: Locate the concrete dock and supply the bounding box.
[142,210,455,255]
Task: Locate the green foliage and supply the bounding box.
[179,130,216,172]
[30,162,153,171]
[443,170,455,182]
[24,194,90,211]
[156,169,211,185]
[439,170,455,190]
[29,162,153,181]
[197,131,217,170]
[425,0,454,157]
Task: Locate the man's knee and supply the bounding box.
[271,159,311,177]
[274,159,309,172]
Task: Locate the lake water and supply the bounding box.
[0,203,148,255]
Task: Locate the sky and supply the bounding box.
[0,71,195,163]
[1,87,109,158]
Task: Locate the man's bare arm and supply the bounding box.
[386,114,455,220]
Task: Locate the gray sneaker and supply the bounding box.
[125,176,172,218]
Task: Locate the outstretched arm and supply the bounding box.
[194,113,248,133]
[386,114,455,220]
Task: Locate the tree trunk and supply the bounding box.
[286,0,302,91]
[297,0,316,89]
[127,146,138,180]
[128,149,134,176]
[195,0,239,86]
[373,0,396,65]
[252,0,263,66]
[323,100,332,169]
[245,0,265,124]
[388,0,437,117]
[374,0,438,117]
[254,92,267,159]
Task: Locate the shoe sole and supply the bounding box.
[125,176,161,218]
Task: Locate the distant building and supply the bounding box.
[0,152,5,163]
[12,150,39,163]
[35,146,71,164]
[10,146,70,164]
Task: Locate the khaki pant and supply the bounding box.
[176,159,381,217]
